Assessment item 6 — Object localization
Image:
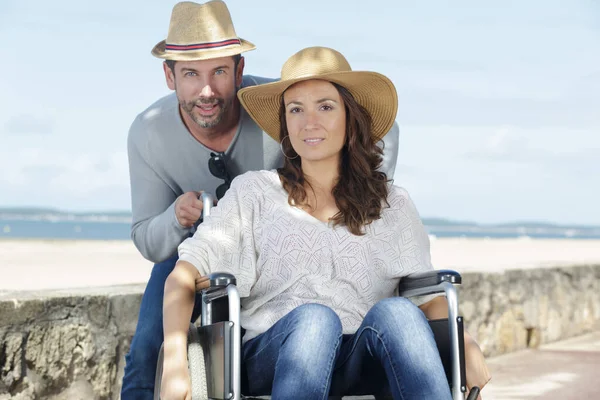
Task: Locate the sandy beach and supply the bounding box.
[1,238,599,292]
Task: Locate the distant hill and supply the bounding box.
[422,218,600,230]
[492,221,598,230]
[0,207,132,223]
[421,218,478,226]
[0,207,131,218]
[1,207,599,231]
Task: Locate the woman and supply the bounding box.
[161,46,491,400]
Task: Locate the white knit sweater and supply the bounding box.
[178,170,436,342]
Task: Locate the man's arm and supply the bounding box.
[127,118,192,263]
[379,121,399,178]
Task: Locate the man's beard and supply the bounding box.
[181,95,234,129]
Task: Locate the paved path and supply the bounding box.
[483,331,600,399]
[302,332,600,400]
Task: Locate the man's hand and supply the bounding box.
[464,334,491,400]
[175,192,204,228]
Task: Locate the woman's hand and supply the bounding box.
[160,361,191,400]
[464,333,491,400]
[195,274,211,292]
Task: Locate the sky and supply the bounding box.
[0,0,598,225]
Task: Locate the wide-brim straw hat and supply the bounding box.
[238,47,398,142]
[152,0,256,61]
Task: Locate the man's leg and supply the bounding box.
[331,297,452,400]
[120,254,202,400]
[242,304,343,400]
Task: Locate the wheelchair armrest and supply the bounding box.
[201,272,237,303]
[199,273,240,328]
[399,269,466,399]
[397,269,461,296]
[208,272,237,288]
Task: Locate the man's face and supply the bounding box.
[164,56,244,129]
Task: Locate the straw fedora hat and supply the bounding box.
[238,47,398,142]
[152,0,256,61]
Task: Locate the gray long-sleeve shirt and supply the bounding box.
[127,75,400,263]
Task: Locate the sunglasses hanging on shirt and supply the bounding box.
[208,152,232,200]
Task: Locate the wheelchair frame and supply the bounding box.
[154,193,478,400]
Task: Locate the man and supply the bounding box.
[122,1,400,398]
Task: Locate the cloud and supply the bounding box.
[19,165,70,182]
[3,114,54,135]
[393,124,599,225]
[463,127,533,163]
[393,163,424,179]
[543,148,600,177]
[0,148,131,210]
[462,127,600,176]
[396,84,600,130]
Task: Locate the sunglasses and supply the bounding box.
[208,152,232,200]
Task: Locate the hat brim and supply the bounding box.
[237,71,398,143]
[151,38,256,61]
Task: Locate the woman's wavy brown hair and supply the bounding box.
[277,82,390,236]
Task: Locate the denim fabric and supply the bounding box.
[242,303,343,400]
[242,299,452,400]
[121,260,451,400]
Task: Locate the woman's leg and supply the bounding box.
[332,297,452,400]
[242,303,342,400]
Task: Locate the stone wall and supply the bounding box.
[458,265,600,355]
[1,265,599,400]
[0,286,144,400]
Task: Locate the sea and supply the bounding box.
[1,216,599,241]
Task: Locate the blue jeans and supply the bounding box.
[242,299,452,400]
[121,254,203,400]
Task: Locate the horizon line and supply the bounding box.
[0,206,598,228]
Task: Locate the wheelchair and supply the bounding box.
[154,194,480,400]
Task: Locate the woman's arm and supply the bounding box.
[160,173,265,399]
[419,297,492,400]
[393,187,491,397]
[160,261,210,400]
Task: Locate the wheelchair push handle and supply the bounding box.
[466,386,480,400]
[199,192,214,217]
[195,194,236,289]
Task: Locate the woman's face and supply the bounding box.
[283,80,346,163]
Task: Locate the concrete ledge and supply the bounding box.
[0,284,145,400]
[1,266,599,399]
[458,264,600,356]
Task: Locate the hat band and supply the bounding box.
[165,38,242,52]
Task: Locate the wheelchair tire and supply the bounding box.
[153,323,209,400]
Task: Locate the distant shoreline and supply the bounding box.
[2,217,600,241]
[1,208,599,230]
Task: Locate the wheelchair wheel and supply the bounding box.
[154,323,209,400]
